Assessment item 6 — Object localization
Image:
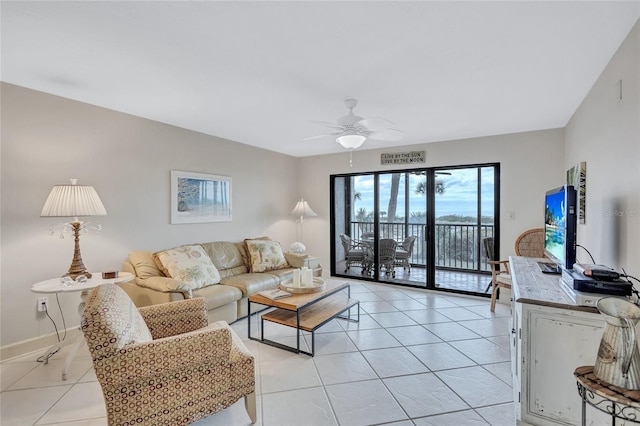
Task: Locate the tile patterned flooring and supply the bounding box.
[0,279,514,426]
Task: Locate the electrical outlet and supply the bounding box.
[37,296,49,312]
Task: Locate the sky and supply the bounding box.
[352,167,495,220]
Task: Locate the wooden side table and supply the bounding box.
[31,272,134,380]
[574,365,640,425]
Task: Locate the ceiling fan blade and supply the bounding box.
[303,134,332,141]
[308,120,343,130]
[356,117,396,131]
[303,132,343,141]
[367,129,406,141]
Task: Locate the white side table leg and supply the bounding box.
[62,335,85,380]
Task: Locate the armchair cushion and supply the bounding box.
[244,239,289,272]
[153,244,221,291]
[82,284,153,361]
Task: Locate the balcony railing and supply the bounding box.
[350,221,495,272]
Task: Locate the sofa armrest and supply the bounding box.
[135,276,183,292]
[284,252,309,268]
[138,298,209,339]
[97,322,233,386]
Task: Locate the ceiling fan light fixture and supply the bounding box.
[336,131,366,149]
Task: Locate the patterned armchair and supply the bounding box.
[81,283,256,425]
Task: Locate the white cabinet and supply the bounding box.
[510,257,605,426]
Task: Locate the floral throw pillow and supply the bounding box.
[245,239,289,273]
[153,245,221,291]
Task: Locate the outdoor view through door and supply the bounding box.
[331,164,499,297]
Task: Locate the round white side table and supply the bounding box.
[31,272,134,380]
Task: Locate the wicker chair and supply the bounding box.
[379,238,398,277]
[394,235,417,272]
[515,228,545,257]
[81,284,256,425]
[340,234,367,272]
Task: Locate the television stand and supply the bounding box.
[537,261,561,274]
[511,256,603,425]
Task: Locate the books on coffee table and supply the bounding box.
[257,288,292,300]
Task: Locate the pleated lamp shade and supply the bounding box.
[41,179,106,218]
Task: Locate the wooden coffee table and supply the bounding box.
[248,280,359,356]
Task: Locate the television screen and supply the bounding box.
[544,185,577,270]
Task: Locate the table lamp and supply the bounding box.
[41,179,107,279]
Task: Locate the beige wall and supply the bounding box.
[0,83,299,347]
[565,20,639,275]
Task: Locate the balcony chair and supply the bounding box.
[484,236,512,312]
[340,233,367,273]
[81,283,256,425]
[379,238,398,277]
[394,235,417,272]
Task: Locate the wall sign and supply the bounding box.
[381,151,425,165]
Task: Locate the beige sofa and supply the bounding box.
[120,240,309,324]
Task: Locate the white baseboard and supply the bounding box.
[0,327,81,362]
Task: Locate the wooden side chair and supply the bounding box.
[484,236,513,312]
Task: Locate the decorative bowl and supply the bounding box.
[280,277,325,293]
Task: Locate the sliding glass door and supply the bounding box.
[432,166,497,292]
[331,163,498,296]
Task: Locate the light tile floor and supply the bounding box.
[0,280,514,426]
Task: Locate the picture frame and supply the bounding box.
[171,170,232,224]
[567,161,586,224]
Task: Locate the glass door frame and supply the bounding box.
[330,162,500,297]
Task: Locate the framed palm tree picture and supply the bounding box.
[171,170,232,224]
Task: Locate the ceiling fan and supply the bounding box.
[305,99,405,149]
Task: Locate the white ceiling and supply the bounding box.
[2,1,639,157]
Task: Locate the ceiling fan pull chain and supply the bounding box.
[349,150,353,167]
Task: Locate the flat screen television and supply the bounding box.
[543,185,577,270]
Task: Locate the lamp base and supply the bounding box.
[64,270,92,280]
[65,222,92,280]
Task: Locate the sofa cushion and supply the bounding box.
[266,268,295,281]
[244,239,289,273]
[153,245,221,291]
[236,236,270,268]
[200,241,248,278]
[221,273,279,296]
[129,251,165,279]
[192,284,243,311]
